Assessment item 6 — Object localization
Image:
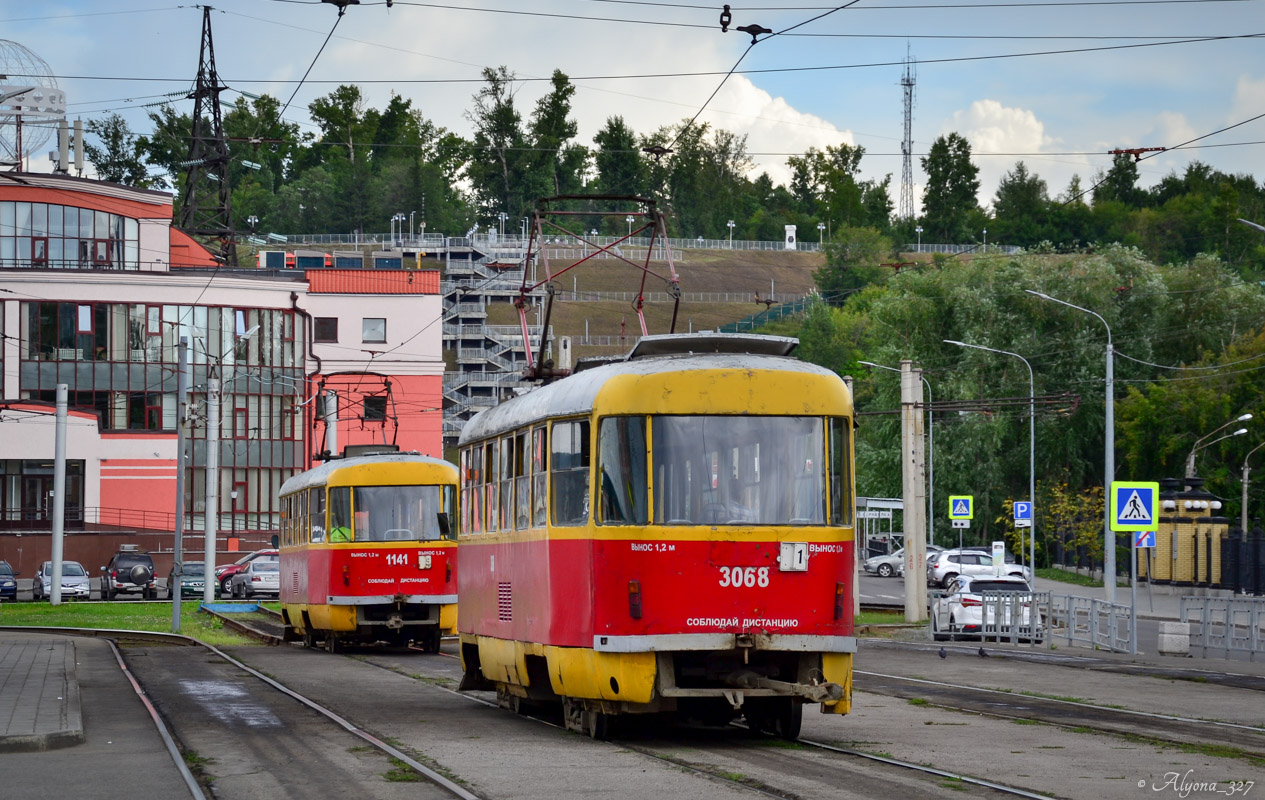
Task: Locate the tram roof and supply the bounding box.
[279,453,455,496]
[460,334,843,445]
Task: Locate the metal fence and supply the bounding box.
[1181,596,1265,661]
[927,589,1050,647]
[1049,595,1133,653]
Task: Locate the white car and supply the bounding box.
[229,559,280,599]
[926,548,1031,588]
[932,574,1043,642]
[32,560,92,600]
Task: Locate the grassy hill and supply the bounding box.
[480,247,827,360]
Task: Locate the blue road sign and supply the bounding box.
[1110,481,1160,531]
[1136,531,1156,548]
[1014,502,1032,520]
[949,495,973,520]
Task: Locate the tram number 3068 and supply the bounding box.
[718,566,771,588]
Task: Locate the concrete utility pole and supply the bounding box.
[900,361,928,621]
[325,389,338,457]
[51,384,67,605]
[172,338,190,631]
[203,377,220,605]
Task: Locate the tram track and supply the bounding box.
[855,667,1265,760]
[355,649,1048,799]
[4,625,483,800]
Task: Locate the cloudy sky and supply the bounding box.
[3,0,1262,222]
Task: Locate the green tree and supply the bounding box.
[992,161,1051,247]
[465,66,532,219]
[84,114,153,188]
[593,115,645,198]
[920,133,980,243]
[814,226,894,302]
[1092,153,1143,207]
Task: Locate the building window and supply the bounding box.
[362,318,386,343]
[363,395,387,422]
[314,317,338,343]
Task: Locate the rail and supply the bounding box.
[1049,594,1133,653]
[1181,596,1265,660]
[927,589,1050,647]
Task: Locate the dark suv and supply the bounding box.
[102,548,158,600]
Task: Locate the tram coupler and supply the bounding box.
[385,613,405,630]
[726,670,844,703]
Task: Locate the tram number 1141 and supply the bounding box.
[718,566,770,588]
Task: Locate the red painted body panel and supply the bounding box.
[280,543,457,605]
[458,536,853,645]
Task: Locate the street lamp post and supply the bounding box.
[1026,289,1117,601]
[944,341,1035,578]
[860,361,934,548]
[817,222,826,246]
[1186,414,1253,477]
[915,225,923,253]
[982,228,988,250]
[626,215,634,237]
[727,219,735,248]
[409,210,415,240]
[1241,440,1265,533]
[499,212,508,238]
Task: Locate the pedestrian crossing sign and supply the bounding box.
[948,495,973,520]
[1110,481,1160,531]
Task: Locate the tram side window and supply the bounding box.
[499,435,514,531]
[330,487,352,541]
[551,419,590,526]
[485,440,499,533]
[467,444,484,534]
[310,488,326,542]
[514,430,530,530]
[598,416,648,525]
[829,417,853,526]
[531,426,547,528]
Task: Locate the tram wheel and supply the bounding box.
[303,630,316,649]
[324,635,339,654]
[421,628,441,654]
[773,700,802,741]
[586,709,611,741]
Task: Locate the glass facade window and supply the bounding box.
[0,201,140,270]
[362,318,386,343]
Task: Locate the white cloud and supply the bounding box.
[945,100,1054,208]
[1230,74,1265,125]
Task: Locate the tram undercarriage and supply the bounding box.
[284,599,456,652]
[459,635,852,740]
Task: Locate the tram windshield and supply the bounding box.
[650,416,828,526]
[337,485,455,542]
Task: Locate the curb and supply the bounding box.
[0,639,84,753]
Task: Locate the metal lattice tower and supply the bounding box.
[899,50,916,222]
[178,6,237,266]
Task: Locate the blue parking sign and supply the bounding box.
[1014,501,1032,520]
[1110,481,1159,531]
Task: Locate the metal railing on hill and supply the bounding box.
[718,295,817,333]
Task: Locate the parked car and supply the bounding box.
[215,549,278,596]
[927,548,1032,588]
[167,560,207,599]
[864,544,944,578]
[229,559,280,599]
[932,574,1043,642]
[0,561,16,602]
[102,548,158,600]
[33,560,92,601]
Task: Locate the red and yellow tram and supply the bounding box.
[278,452,459,652]
[456,333,855,739]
